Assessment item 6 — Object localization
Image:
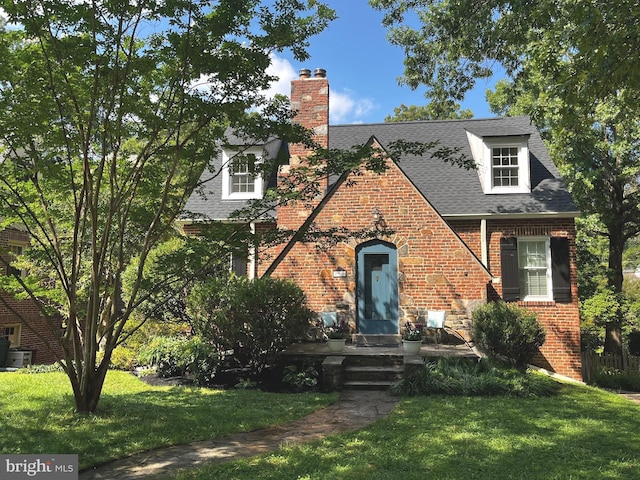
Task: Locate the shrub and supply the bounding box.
[471,301,546,368]
[628,330,640,356]
[282,364,318,392]
[18,363,64,374]
[137,335,219,385]
[390,357,560,397]
[188,275,315,376]
[594,367,640,392]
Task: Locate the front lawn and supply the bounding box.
[0,370,337,469]
[174,384,640,480]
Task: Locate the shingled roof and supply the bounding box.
[329,116,578,217]
[183,136,284,221]
[183,116,578,222]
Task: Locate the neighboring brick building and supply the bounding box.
[0,228,64,365]
[182,68,582,380]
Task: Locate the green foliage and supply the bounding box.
[137,335,219,386]
[384,102,473,122]
[471,302,546,368]
[391,357,560,397]
[581,289,626,328]
[0,0,335,412]
[234,379,258,390]
[101,345,139,371]
[629,331,640,356]
[17,363,64,374]
[372,1,640,123]
[324,319,351,339]
[401,321,423,341]
[282,364,318,392]
[594,367,640,392]
[188,275,315,376]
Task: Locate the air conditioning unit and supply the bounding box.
[6,351,33,368]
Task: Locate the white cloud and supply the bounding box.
[329,88,376,124]
[265,54,377,124]
[263,55,298,98]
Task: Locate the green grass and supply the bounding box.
[0,370,337,469]
[174,384,640,480]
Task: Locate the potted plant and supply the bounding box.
[402,322,423,354]
[325,320,350,353]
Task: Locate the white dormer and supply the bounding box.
[467,131,531,194]
[221,146,264,200]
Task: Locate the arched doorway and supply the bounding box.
[356,240,398,334]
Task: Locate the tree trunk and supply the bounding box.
[604,228,625,356]
[604,321,623,356]
[65,344,111,413]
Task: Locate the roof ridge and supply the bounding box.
[329,115,530,129]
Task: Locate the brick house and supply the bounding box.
[0,228,64,365]
[183,68,582,380]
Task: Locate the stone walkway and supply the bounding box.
[79,390,399,480]
[618,391,640,405]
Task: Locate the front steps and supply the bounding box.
[281,339,478,392]
[323,350,418,391]
[344,353,405,390]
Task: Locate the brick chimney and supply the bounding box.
[277,68,330,231]
[290,68,329,156]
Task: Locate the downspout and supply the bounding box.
[481,219,488,268]
[249,221,256,280]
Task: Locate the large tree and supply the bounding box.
[0,0,334,412]
[371,0,640,355]
[385,102,473,122]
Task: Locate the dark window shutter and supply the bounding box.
[551,237,571,303]
[231,252,248,277]
[500,237,520,302]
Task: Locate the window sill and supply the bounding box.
[222,194,262,201]
[517,300,555,307]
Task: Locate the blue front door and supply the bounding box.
[357,241,398,334]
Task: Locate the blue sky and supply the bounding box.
[266,1,502,125]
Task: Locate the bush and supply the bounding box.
[18,363,64,374]
[137,335,219,385]
[282,364,318,392]
[390,357,560,397]
[628,330,640,356]
[471,301,546,368]
[188,275,315,376]
[594,367,640,392]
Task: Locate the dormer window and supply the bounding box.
[231,156,256,194]
[485,138,530,193]
[466,131,531,194]
[492,146,520,187]
[221,148,264,200]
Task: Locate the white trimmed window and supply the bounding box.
[6,241,27,277]
[518,237,552,300]
[221,148,263,200]
[486,138,530,193]
[492,146,520,187]
[2,324,21,347]
[468,132,531,194]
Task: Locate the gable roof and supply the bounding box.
[182,116,578,223]
[329,116,578,218]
